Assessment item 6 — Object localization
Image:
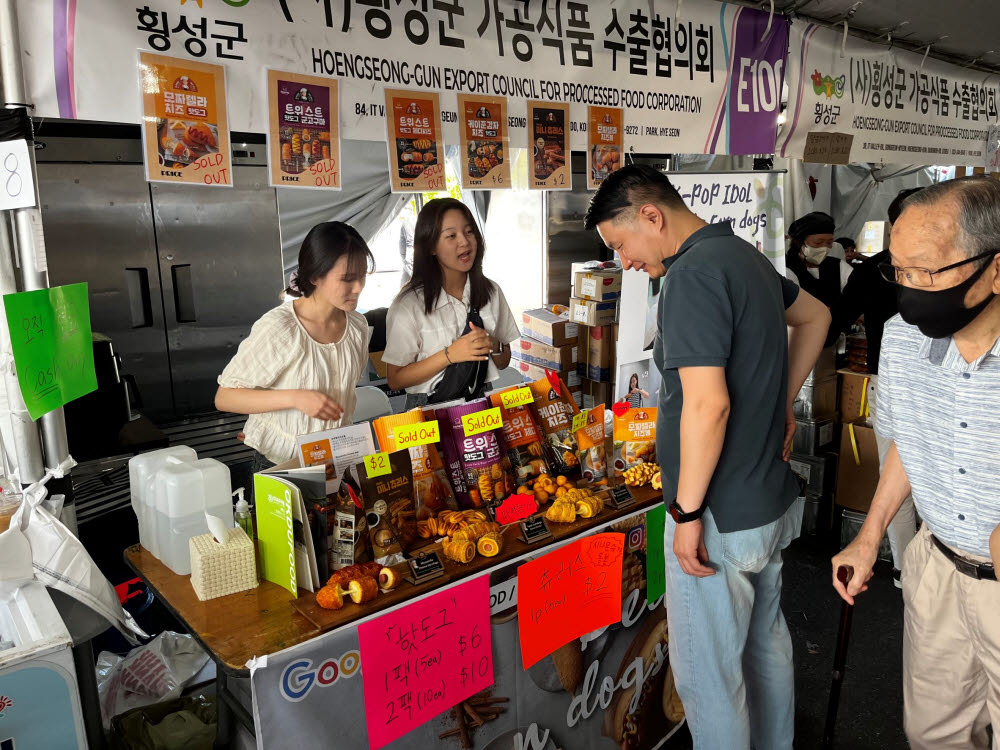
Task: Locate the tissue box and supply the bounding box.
[189,527,258,601]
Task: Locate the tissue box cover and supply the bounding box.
[189,526,258,601]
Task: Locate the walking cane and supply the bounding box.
[822,565,855,749]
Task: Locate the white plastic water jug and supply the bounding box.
[154,457,233,576]
[128,446,198,558]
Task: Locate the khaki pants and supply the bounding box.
[902,525,1000,749]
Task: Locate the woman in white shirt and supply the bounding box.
[383,198,519,409]
[215,222,372,466]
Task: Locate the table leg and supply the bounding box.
[214,670,233,749]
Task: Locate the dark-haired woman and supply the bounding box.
[625,373,648,408]
[215,221,372,465]
[383,198,518,409]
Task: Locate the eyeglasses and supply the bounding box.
[878,249,1000,287]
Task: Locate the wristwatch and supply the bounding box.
[669,499,706,524]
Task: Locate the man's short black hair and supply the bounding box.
[584,164,687,230]
[836,236,856,250]
[888,187,924,225]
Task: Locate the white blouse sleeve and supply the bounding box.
[218,307,302,389]
[491,286,521,345]
[381,293,424,367]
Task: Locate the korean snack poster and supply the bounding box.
[138,52,231,187]
[384,88,445,193]
[266,70,341,190]
[588,105,623,191]
[457,94,510,191]
[527,101,571,190]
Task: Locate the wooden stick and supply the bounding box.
[468,696,510,706]
[463,702,485,727]
[454,706,472,749]
[438,728,462,740]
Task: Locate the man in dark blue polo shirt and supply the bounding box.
[585,165,830,750]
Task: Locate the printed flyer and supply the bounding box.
[384,88,445,193]
[138,52,231,187]
[457,94,510,190]
[528,101,571,191]
[267,70,341,190]
[588,105,623,190]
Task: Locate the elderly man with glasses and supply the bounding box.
[834,176,1000,750]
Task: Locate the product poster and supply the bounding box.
[457,94,510,190]
[266,70,341,190]
[138,52,231,187]
[588,106,623,190]
[527,101,571,191]
[384,88,445,193]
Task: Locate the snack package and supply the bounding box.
[352,449,416,564]
[442,398,517,509]
[374,409,457,520]
[528,375,581,475]
[312,482,371,574]
[612,405,657,477]
[575,404,607,483]
[435,412,473,508]
[489,387,552,482]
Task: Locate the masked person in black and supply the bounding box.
[785,211,848,308]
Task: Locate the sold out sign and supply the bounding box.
[394,420,440,448]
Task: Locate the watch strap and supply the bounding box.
[669,499,706,524]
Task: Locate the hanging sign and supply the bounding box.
[0,139,36,210]
[527,101,571,191]
[457,94,510,190]
[138,52,231,187]
[587,106,623,190]
[385,88,445,193]
[267,70,341,190]
[3,283,97,421]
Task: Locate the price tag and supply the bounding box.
[519,515,552,544]
[0,140,36,211]
[580,277,598,298]
[462,406,503,437]
[499,387,534,409]
[405,551,445,584]
[364,451,392,478]
[609,484,635,509]
[394,420,440,448]
[571,408,590,433]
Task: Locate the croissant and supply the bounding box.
[477,532,503,557]
[545,501,576,523]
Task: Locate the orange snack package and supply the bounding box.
[528,375,581,475]
[575,405,607,483]
[490,387,552,482]
[611,405,657,477]
[373,409,456,520]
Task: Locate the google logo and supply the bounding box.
[280,651,361,702]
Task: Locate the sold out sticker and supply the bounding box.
[462,407,503,437]
[363,451,392,478]
[499,387,533,410]
[394,420,440,448]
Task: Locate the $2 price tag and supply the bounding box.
[364,452,391,478]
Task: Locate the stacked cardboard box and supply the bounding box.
[515,308,581,403]
[570,268,621,327]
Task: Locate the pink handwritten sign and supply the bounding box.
[495,493,538,525]
[517,533,624,669]
[358,576,494,750]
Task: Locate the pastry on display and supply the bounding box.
[544,486,605,524]
[624,462,660,488]
[476,531,504,558]
[316,571,380,610]
[442,538,476,564]
[416,509,490,539]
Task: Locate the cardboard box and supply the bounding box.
[573,270,622,302]
[835,424,880,513]
[838,369,875,426]
[512,359,581,389]
[521,307,579,347]
[511,337,577,371]
[581,379,613,410]
[570,297,618,327]
[576,324,615,382]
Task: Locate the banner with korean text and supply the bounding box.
[780,23,1000,167]
[21,1,787,156]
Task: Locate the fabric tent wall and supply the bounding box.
[829,164,937,242]
[277,139,407,282]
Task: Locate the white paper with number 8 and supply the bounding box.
[0,139,36,211]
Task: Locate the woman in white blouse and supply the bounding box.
[215,222,372,466]
[383,198,519,409]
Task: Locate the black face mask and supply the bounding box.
[897,259,996,339]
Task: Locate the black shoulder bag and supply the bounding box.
[427,307,490,404]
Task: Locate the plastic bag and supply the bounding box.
[97,631,210,728]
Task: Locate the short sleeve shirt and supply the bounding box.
[653,223,801,533]
[382,278,520,394]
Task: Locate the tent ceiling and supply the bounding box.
[720,0,1000,75]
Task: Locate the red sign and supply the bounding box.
[494,493,538,525]
[358,576,493,750]
[517,533,625,669]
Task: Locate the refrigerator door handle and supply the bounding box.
[171,264,197,323]
[125,267,153,328]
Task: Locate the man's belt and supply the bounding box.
[931,534,997,581]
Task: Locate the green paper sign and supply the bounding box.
[3,283,97,420]
[647,504,666,606]
[253,474,298,597]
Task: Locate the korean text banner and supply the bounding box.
[21,1,786,156]
[780,23,1000,167]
